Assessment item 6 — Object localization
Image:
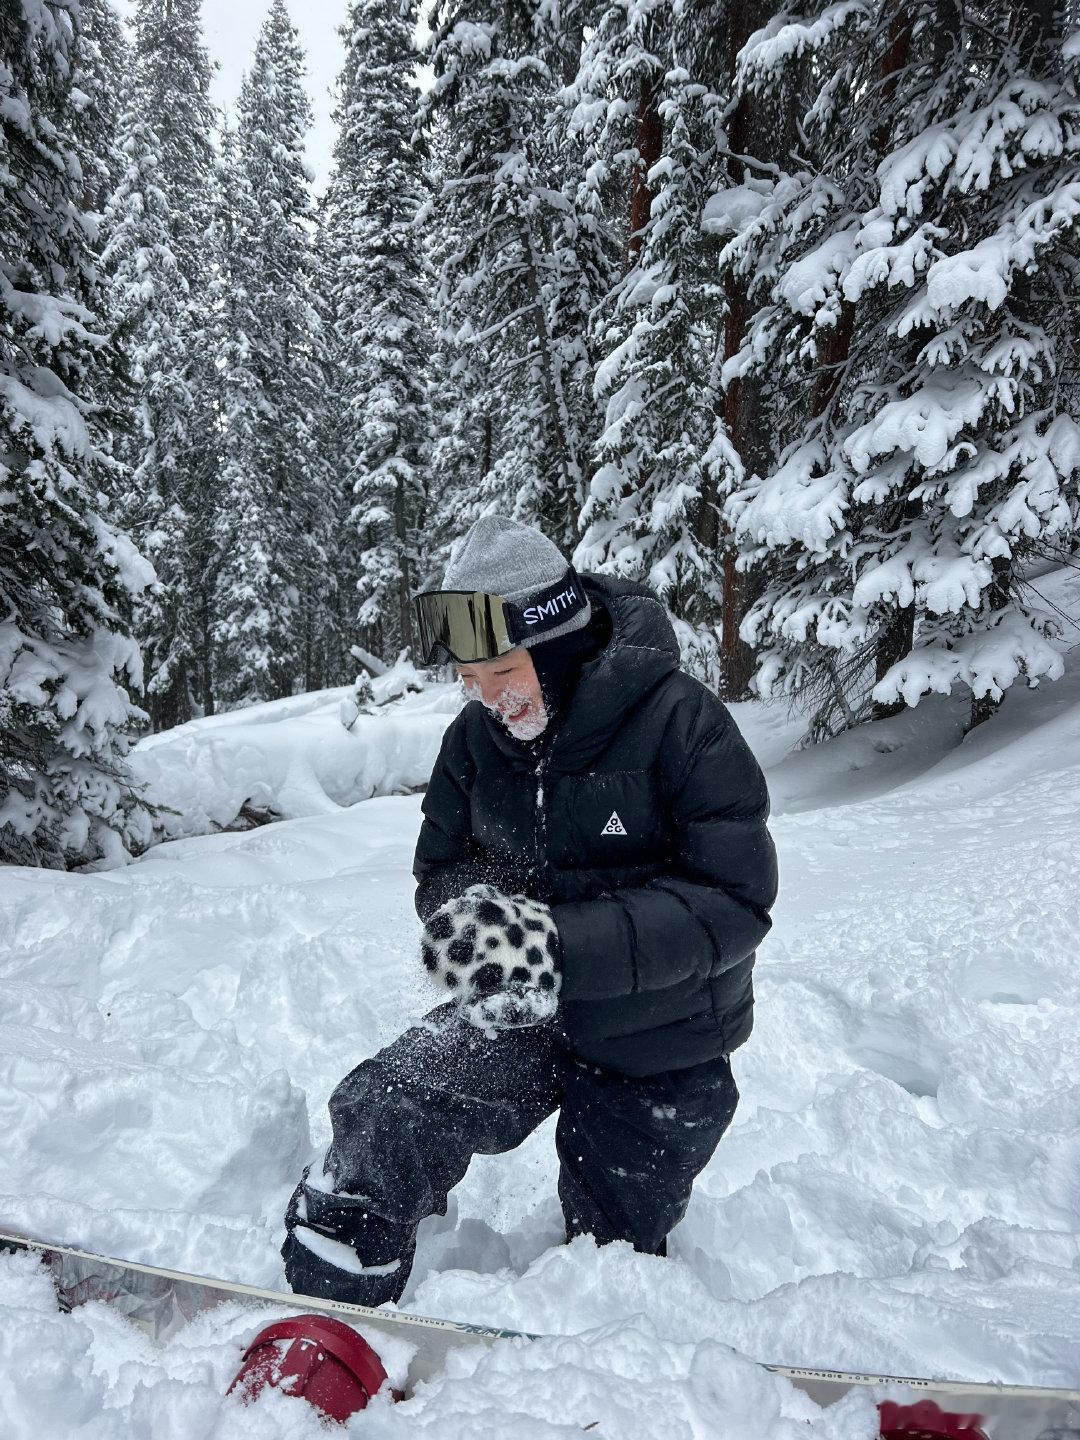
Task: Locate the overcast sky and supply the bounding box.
[115,0,355,193]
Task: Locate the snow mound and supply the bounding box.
[131,666,460,844]
[366,1324,878,1438]
[0,1247,878,1438]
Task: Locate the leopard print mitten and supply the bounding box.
[421,884,561,1030]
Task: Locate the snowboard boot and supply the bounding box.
[282,1171,410,1307]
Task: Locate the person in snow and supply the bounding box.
[281,517,779,1303]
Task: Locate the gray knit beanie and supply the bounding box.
[442,516,591,649]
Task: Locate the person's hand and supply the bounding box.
[420,884,561,1030]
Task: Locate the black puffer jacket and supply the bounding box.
[412,573,779,1077]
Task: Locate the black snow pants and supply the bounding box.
[281,1003,739,1306]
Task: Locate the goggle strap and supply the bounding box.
[504,569,588,644]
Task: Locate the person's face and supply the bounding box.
[455,648,548,738]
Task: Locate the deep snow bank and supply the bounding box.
[130,662,459,842]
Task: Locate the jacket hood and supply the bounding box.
[478,572,682,771]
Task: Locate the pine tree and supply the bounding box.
[724,1,1080,737]
[421,116,503,580]
[209,123,281,707]
[125,0,218,727]
[568,1,791,694]
[71,0,136,494]
[311,188,356,680]
[130,0,216,285]
[694,0,794,698]
[213,0,329,705]
[327,0,431,662]
[101,77,201,731]
[1,0,153,868]
[572,5,728,631]
[73,0,130,214]
[421,0,611,552]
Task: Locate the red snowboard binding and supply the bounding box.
[228,1313,397,1422]
[878,1398,989,1439]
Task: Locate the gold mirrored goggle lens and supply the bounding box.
[413,591,515,665]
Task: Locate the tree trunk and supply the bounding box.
[519,218,582,506]
[481,411,493,480]
[934,0,961,67]
[709,0,794,701]
[199,591,214,716]
[871,607,915,717]
[872,7,914,156]
[716,281,753,698]
[626,69,663,269]
[967,557,1013,731]
[395,472,413,656]
[841,5,914,717]
[302,581,315,693]
[558,9,585,88]
[808,299,857,420]
[806,0,913,431]
[150,660,191,733]
[1019,0,1060,55]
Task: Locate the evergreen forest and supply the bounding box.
[3,0,1079,865]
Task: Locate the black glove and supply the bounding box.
[421,883,561,1030]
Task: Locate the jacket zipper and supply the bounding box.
[528,692,564,895]
[534,753,547,894]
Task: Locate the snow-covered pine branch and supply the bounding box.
[722,0,1080,737]
[100,73,198,733]
[573,2,728,627]
[2,0,154,868]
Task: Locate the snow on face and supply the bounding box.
[464,677,550,740]
[458,651,549,740]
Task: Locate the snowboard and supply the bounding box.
[3,1229,1079,1438]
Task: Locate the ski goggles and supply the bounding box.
[413,569,588,666]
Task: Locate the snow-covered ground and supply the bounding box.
[2,570,1080,1436]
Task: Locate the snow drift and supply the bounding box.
[130,661,458,842]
